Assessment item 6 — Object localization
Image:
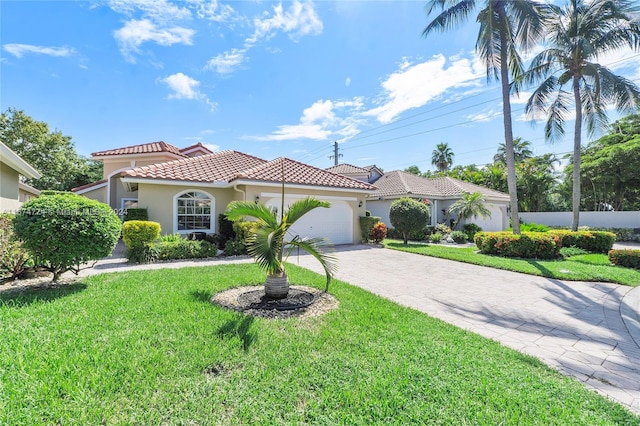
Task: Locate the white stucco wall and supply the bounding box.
[519,211,640,229]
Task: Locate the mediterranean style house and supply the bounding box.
[0,141,41,213]
[73,142,376,244]
[327,164,510,231]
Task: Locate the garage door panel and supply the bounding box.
[266,198,353,245]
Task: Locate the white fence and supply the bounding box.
[519,211,640,229]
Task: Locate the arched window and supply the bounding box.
[175,191,214,233]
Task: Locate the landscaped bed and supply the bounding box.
[384,240,640,286]
[1,264,638,424]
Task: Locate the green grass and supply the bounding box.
[384,240,640,286]
[1,264,638,424]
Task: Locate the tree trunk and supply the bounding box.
[572,75,583,231]
[265,273,289,299]
[499,22,521,235]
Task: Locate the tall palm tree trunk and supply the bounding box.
[499,24,521,235]
[571,75,583,231]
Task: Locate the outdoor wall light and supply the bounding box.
[358,200,363,208]
[255,195,260,204]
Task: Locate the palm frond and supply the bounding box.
[247,226,286,275]
[423,0,477,36]
[283,198,330,228]
[225,201,278,228]
[285,236,338,291]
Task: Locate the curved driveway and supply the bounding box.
[292,245,640,415]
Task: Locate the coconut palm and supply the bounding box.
[431,142,455,172]
[493,137,533,165]
[225,197,338,299]
[447,192,492,230]
[523,0,640,231]
[423,0,552,234]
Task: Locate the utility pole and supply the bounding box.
[328,141,342,165]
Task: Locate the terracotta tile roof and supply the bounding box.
[92,141,186,157]
[122,150,266,183]
[179,142,214,155]
[236,157,376,190]
[71,179,108,192]
[325,163,370,175]
[368,171,509,200]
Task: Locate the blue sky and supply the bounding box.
[2,0,640,174]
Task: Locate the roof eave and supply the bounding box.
[0,143,42,179]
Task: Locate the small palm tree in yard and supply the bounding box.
[447,192,491,230]
[225,198,338,300]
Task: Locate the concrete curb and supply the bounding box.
[621,285,640,348]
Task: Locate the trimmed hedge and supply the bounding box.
[123,208,148,221]
[608,249,640,270]
[475,232,561,259]
[122,220,161,249]
[548,230,616,254]
[155,240,217,260]
[359,216,380,242]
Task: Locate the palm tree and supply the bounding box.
[225,197,338,299]
[447,192,492,230]
[524,0,640,231]
[431,142,455,172]
[493,137,533,165]
[423,0,551,235]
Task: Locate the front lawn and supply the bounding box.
[384,240,640,286]
[1,264,638,424]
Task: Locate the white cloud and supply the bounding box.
[203,143,220,152]
[187,0,235,22]
[160,72,217,111]
[3,44,76,58]
[250,97,364,141]
[207,0,322,76]
[248,0,322,44]
[366,54,483,123]
[466,110,502,123]
[345,77,351,87]
[114,19,194,63]
[109,0,191,23]
[206,47,247,74]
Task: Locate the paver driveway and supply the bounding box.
[292,245,640,415]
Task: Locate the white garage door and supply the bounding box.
[266,198,353,245]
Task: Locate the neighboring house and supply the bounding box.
[73,141,376,244]
[326,164,383,184]
[364,170,510,231]
[0,141,42,212]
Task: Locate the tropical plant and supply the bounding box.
[389,197,430,245]
[431,142,455,173]
[447,192,491,230]
[493,137,533,165]
[424,0,552,235]
[225,197,338,299]
[523,0,640,230]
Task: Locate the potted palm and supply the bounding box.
[225,197,338,300]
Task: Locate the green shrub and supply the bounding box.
[123,208,148,222]
[590,227,639,242]
[224,239,246,256]
[158,233,183,243]
[517,222,551,232]
[549,230,615,254]
[559,246,589,259]
[0,213,31,281]
[122,220,161,249]
[608,249,640,269]
[369,222,387,244]
[13,193,122,280]
[155,240,217,260]
[233,221,258,241]
[434,223,452,235]
[475,232,561,259]
[450,230,467,243]
[430,232,443,243]
[462,223,482,241]
[389,198,430,245]
[122,220,161,264]
[359,216,381,242]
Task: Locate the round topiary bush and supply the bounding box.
[14,192,121,281]
[389,198,430,245]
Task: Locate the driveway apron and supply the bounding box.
[291,245,640,415]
